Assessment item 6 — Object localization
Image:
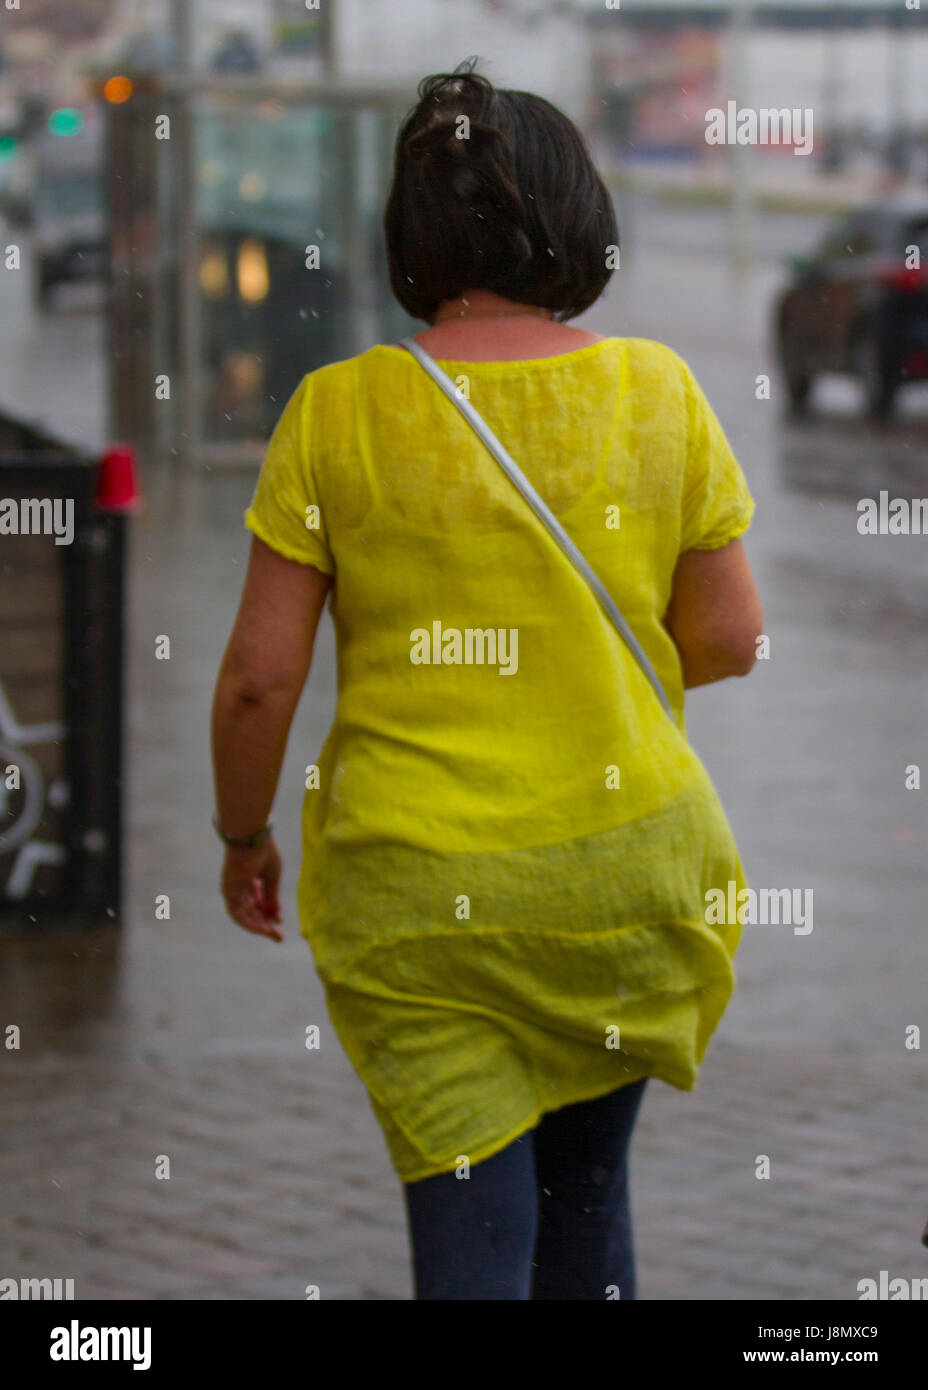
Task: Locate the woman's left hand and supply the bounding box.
[220,836,284,942]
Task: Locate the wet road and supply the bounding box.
[1,200,926,1299]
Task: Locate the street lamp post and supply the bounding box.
[172,0,201,469]
[728,0,754,277]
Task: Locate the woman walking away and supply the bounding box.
[211,58,763,1301]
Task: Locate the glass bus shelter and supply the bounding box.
[103,74,416,468]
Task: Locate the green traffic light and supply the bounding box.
[0,135,17,161]
[48,108,85,137]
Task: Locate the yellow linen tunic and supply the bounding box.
[244,337,756,1182]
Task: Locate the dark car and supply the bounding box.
[34,162,108,306]
[775,196,928,417]
[32,110,108,308]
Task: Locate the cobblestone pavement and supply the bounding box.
[1,1039,922,1300]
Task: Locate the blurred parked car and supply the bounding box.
[33,113,108,308]
[775,195,928,417]
[0,85,30,225]
[0,143,32,228]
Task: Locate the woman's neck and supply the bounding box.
[432,289,553,324]
[409,289,604,363]
[409,318,605,363]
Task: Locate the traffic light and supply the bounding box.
[47,108,85,137]
[103,76,134,105]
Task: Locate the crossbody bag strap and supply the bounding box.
[399,336,673,720]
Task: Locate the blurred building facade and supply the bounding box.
[587,1,928,176]
[4,0,927,470]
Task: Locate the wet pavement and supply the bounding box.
[2,203,927,1299]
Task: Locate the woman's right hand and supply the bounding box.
[220,836,284,942]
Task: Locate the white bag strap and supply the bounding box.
[399,337,673,719]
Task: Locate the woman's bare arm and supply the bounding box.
[211,536,332,939]
[663,537,763,689]
[211,535,332,835]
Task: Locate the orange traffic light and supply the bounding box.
[103,75,134,104]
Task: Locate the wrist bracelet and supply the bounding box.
[212,814,272,850]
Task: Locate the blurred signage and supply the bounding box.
[598,28,718,91]
[596,28,723,158]
[274,0,331,61]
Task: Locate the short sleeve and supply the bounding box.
[679,360,755,553]
[243,375,335,574]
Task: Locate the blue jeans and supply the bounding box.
[402,1078,648,1300]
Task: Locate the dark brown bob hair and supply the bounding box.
[384,57,618,324]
